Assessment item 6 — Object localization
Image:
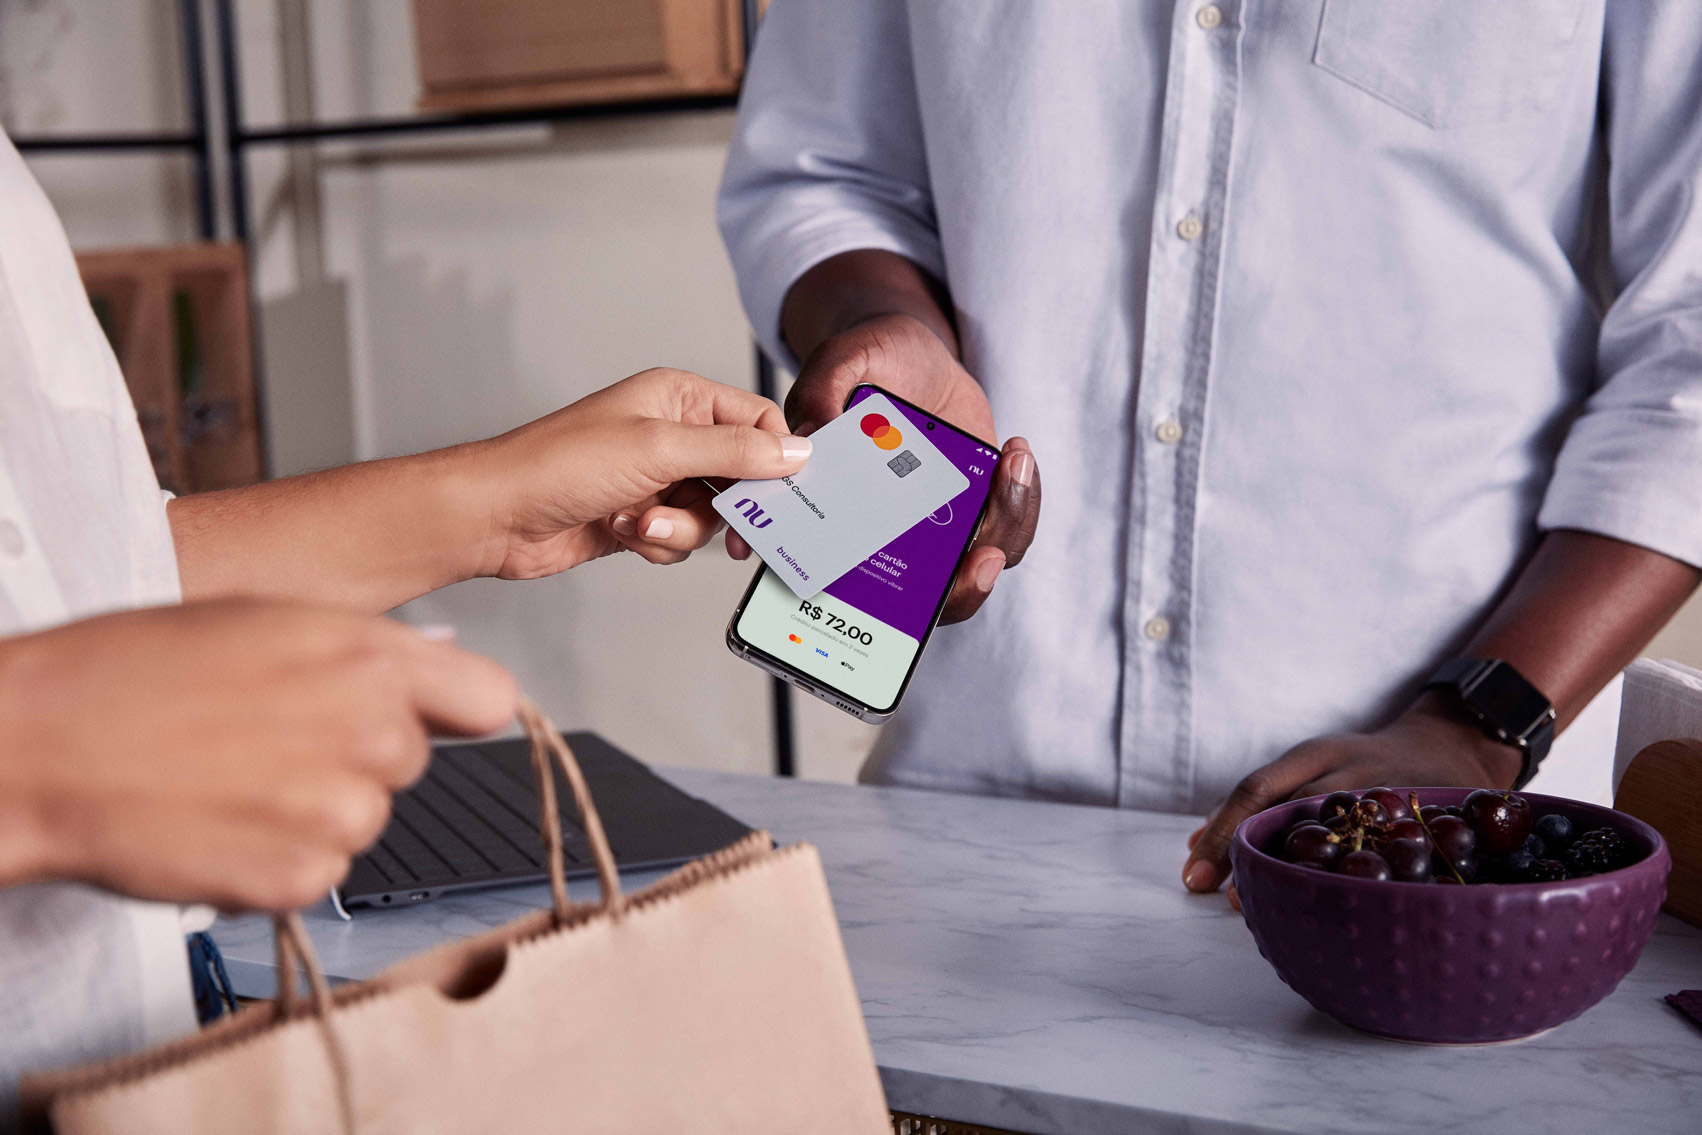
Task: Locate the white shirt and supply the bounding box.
[0,130,195,1121]
[720,1,1702,811]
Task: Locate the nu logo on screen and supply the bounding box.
[860,413,903,450]
[734,497,773,529]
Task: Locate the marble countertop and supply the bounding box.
[214,768,1702,1135]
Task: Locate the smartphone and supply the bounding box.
[725,384,1001,721]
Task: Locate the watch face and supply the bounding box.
[1469,664,1551,737]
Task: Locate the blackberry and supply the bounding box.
[1563,828,1632,876]
[1528,858,1569,883]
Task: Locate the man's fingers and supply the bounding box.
[974,437,1040,570]
[1182,746,1333,893]
[639,421,811,486]
[940,547,1006,625]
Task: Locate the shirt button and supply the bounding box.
[1155,418,1185,444]
[1176,214,1204,242]
[0,520,23,558]
[1144,616,1172,641]
[1196,5,1224,30]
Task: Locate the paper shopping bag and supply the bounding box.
[22,698,890,1134]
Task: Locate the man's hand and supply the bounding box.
[1181,693,1520,901]
[0,599,515,910]
[757,309,1041,624]
[470,368,812,577]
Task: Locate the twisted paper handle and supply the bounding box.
[265,696,623,1132]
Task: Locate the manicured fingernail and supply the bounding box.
[611,513,636,536]
[781,436,813,461]
[1184,860,1220,893]
[644,517,674,541]
[1008,449,1034,488]
[974,553,1004,593]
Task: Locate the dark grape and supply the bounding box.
[1434,872,1464,885]
[1528,858,1569,883]
[1427,815,1477,866]
[1418,804,1452,826]
[1340,849,1393,881]
[1362,787,1412,822]
[1385,817,1431,851]
[1462,789,1534,856]
[1351,798,1390,827]
[1379,838,1432,883]
[1323,813,1350,832]
[1442,805,1465,818]
[1533,813,1575,853]
[1283,824,1345,870]
[1318,791,1361,823]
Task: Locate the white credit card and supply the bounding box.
[714,392,970,598]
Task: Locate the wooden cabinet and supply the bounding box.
[76,243,262,494]
[413,0,747,114]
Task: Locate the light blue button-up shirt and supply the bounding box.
[719,0,1702,813]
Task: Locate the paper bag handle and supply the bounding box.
[518,696,625,924]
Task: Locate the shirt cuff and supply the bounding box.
[733,211,947,373]
[1536,408,1702,568]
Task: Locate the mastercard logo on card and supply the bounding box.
[860,413,903,451]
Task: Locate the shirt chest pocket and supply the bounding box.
[1311,0,1589,130]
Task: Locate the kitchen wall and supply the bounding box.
[4,0,1701,790]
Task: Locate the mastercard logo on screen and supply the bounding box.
[788,633,803,644]
[860,413,903,451]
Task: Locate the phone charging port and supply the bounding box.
[794,681,816,695]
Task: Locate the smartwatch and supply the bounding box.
[1425,658,1556,790]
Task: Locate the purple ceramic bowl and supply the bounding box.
[1230,788,1671,1044]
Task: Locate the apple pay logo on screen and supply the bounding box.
[713,392,968,598]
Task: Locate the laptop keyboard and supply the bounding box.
[360,745,591,885]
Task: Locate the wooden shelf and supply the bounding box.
[413,0,746,115]
[76,243,261,495]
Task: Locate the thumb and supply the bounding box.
[642,421,812,484]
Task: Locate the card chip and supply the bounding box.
[887,450,921,478]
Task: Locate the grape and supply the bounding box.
[1533,813,1575,853]
[1361,787,1413,822]
[1418,804,1452,826]
[1379,838,1432,883]
[1318,791,1360,823]
[1385,817,1431,851]
[1283,824,1344,870]
[1323,813,1350,832]
[1427,814,1477,866]
[1462,790,1533,856]
[1340,850,1393,881]
[1442,805,1465,818]
[1351,799,1390,827]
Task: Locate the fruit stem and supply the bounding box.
[1409,791,1468,886]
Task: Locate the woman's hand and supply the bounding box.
[0,599,515,910]
[1180,693,1521,903]
[470,368,811,577]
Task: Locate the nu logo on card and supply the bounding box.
[733,498,773,529]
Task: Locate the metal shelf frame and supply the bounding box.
[11,0,799,779]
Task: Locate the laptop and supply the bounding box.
[336,731,755,912]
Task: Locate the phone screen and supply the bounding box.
[732,386,1000,714]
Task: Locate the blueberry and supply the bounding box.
[1497,849,1537,883]
[1533,813,1575,853]
[1522,833,1547,859]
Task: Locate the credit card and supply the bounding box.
[714,392,970,598]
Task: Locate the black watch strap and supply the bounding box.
[1425,658,1556,790]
